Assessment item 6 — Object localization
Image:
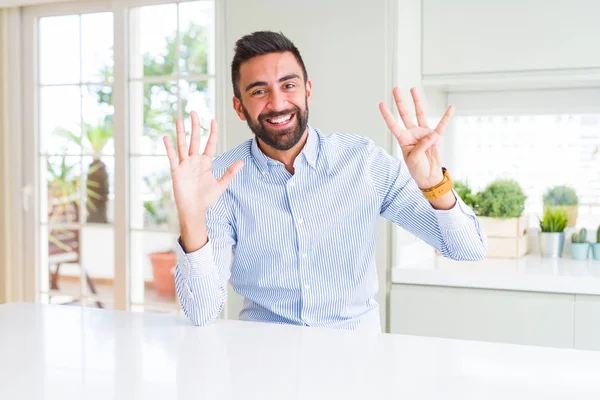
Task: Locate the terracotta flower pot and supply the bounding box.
[149,251,177,296]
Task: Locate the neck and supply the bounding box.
[257,127,309,174]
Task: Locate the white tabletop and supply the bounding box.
[393,255,600,295]
[2,303,600,399]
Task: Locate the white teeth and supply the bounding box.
[269,114,292,124]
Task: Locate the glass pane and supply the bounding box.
[47,156,82,226]
[454,114,600,229]
[82,86,114,156]
[130,231,179,307]
[180,80,214,144]
[83,156,114,224]
[80,224,114,305]
[129,156,175,231]
[129,4,177,78]
[39,15,80,85]
[179,1,215,76]
[130,81,177,155]
[40,86,82,155]
[81,13,114,83]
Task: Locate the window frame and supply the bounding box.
[21,0,226,311]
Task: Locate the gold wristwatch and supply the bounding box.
[421,167,454,201]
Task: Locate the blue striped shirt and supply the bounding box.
[175,126,487,331]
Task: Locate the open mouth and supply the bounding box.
[264,113,295,129]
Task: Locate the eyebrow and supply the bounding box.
[245,74,301,93]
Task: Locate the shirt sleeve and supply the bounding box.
[175,194,236,326]
[367,141,488,261]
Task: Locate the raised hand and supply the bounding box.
[163,111,244,251]
[379,88,454,190]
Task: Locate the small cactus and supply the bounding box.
[597,225,600,243]
[572,228,588,244]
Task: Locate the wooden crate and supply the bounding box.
[479,216,527,238]
[487,235,528,258]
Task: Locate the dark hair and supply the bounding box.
[231,31,308,99]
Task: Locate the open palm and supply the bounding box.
[379,88,454,190]
[164,112,244,223]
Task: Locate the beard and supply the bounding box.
[241,97,309,151]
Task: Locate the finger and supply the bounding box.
[176,118,188,160]
[188,111,201,156]
[434,105,455,135]
[411,132,440,159]
[393,88,416,129]
[218,160,245,190]
[203,119,218,158]
[410,87,428,128]
[163,135,179,171]
[379,102,402,140]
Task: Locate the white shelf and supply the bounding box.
[392,255,600,295]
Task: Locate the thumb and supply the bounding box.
[410,132,439,159]
[218,160,245,191]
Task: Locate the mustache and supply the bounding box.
[258,107,299,122]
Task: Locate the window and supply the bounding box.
[23,0,218,313]
[452,115,600,229]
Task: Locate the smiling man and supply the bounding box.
[164,31,488,332]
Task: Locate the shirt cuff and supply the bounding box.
[176,238,216,280]
[433,190,477,231]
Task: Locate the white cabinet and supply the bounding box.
[422,0,600,76]
[390,284,575,349]
[574,295,600,351]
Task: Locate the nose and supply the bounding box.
[267,88,288,111]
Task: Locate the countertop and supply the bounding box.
[392,255,600,295]
[1,303,600,399]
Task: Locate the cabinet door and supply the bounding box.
[422,0,600,76]
[574,295,600,351]
[390,284,574,349]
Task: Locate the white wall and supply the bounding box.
[222,0,397,330]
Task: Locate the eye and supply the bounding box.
[284,83,295,89]
[252,89,266,96]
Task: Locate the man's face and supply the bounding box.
[233,52,312,151]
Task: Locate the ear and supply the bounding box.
[232,96,247,121]
[305,79,313,107]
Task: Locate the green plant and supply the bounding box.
[539,207,568,233]
[543,185,578,206]
[597,225,600,243]
[55,116,112,223]
[572,228,588,244]
[454,180,479,210]
[477,179,527,219]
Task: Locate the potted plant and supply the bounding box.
[592,225,600,261]
[539,207,568,258]
[570,228,590,260]
[543,185,578,228]
[55,116,113,223]
[476,179,528,258]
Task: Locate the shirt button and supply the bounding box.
[302,253,307,258]
[297,218,304,224]
[289,182,295,188]
[262,170,267,175]
[304,284,310,290]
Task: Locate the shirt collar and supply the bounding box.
[250,125,320,175]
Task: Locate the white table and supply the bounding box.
[1,303,600,399]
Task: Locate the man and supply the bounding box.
[164,31,487,332]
